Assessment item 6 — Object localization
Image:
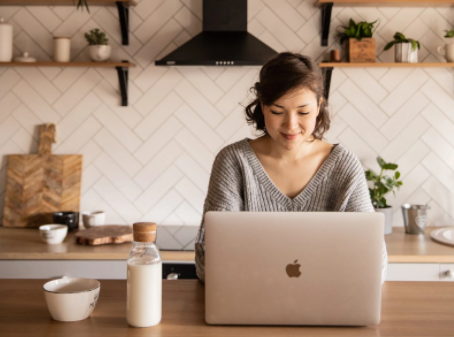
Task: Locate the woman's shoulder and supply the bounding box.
[330,143,365,180]
[215,138,250,162]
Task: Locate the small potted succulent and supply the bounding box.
[335,18,379,62]
[365,157,403,235]
[84,28,111,62]
[384,32,420,63]
[437,28,454,62]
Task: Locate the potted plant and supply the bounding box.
[84,28,111,62]
[335,19,379,63]
[437,28,454,62]
[77,0,90,13]
[365,157,403,235]
[384,32,420,63]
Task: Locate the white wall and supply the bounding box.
[0,0,453,249]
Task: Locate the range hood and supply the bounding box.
[155,0,278,66]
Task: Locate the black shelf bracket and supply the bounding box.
[321,3,333,46]
[321,67,333,101]
[116,60,129,106]
[116,1,129,45]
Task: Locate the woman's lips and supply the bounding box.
[281,133,299,140]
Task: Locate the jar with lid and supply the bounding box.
[126,222,162,327]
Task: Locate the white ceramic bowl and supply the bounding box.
[39,224,68,244]
[82,211,106,229]
[43,277,101,322]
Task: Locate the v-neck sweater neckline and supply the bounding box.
[240,138,343,208]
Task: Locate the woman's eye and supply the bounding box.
[271,111,283,115]
[299,112,310,115]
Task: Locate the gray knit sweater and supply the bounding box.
[195,138,388,283]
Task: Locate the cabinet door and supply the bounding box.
[439,264,454,282]
[386,263,440,281]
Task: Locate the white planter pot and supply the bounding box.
[88,45,111,62]
[395,42,418,63]
[437,42,454,62]
[376,207,393,235]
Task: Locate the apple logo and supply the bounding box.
[286,259,301,278]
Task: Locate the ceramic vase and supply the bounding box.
[88,45,111,62]
[376,207,393,235]
[395,42,418,63]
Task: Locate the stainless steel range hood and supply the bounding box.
[155,0,278,66]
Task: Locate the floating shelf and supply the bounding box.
[319,62,454,101]
[0,0,136,5]
[0,61,135,106]
[319,0,454,6]
[319,62,454,68]
[0,1,135,45]
[319,1,454,46]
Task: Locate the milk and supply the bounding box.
[126,261,162,327]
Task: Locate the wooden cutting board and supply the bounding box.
[3,124,83,228]
[75,225,133,245]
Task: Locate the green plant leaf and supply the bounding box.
[409,39,418,51]
[383,163,398,170]
[383,41,395,51]
[445,29,454,38]
[377,157,386,168]
[393,32,406,41]
[395,171,400,179]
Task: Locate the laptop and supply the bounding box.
[204,211,384,326]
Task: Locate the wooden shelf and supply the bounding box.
[0,61,135,67]
[0,61,134,106]
[0,0,136,5]
[319,0,454,6]
[319,62,454,68]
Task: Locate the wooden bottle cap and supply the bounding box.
[133,222,157,242]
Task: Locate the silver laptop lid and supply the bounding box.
[205,211,384,326]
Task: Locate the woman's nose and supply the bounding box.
[283,114,298,130]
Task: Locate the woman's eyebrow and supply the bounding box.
[272,104,309,108]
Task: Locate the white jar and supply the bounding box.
[53,37,71,62]
[0,18,13,62]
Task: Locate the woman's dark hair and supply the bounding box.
[245,52,330,140]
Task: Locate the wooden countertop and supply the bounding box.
[0,227,195,262]
[1,226,454,263]
[1,279,454,336]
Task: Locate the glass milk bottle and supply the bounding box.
[127,222,162,327]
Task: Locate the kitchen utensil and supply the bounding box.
[14,52,36,62]
[53,212,79,232]
[75,225,132,245]
[39,224,68,244]
[53,37,70,62]
[0,18,12,62]
[430,227,454,247]
[401,204,430,235]
[82,211,106,228]
[43,277,100,322]
[3,124,83,228]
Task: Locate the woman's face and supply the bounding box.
[261,87,320,151]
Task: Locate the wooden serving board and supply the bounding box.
[75,225,133,245]
[3,124,82,228]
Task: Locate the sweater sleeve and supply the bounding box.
[341,153,388,285]
[194,146,244,282]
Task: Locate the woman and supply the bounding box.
[195,52,387,283]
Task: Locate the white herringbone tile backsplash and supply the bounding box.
[0,0,454,250]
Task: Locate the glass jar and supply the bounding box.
[126,222,162,327]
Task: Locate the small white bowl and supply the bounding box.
[39,224,68,244]
[43,277,101,322]
[82,211,106,229]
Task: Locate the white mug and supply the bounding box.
[437,42,454,62]
[82,211,106,228]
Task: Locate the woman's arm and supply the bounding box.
[195,146,244,282]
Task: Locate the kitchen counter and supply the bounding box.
[1,279,454,336]
[1,226,453,263]
[0,227,194,261]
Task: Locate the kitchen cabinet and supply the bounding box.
[1,227,454,281]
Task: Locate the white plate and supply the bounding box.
[430,227,454,247]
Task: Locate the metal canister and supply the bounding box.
[401,204,430,235]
